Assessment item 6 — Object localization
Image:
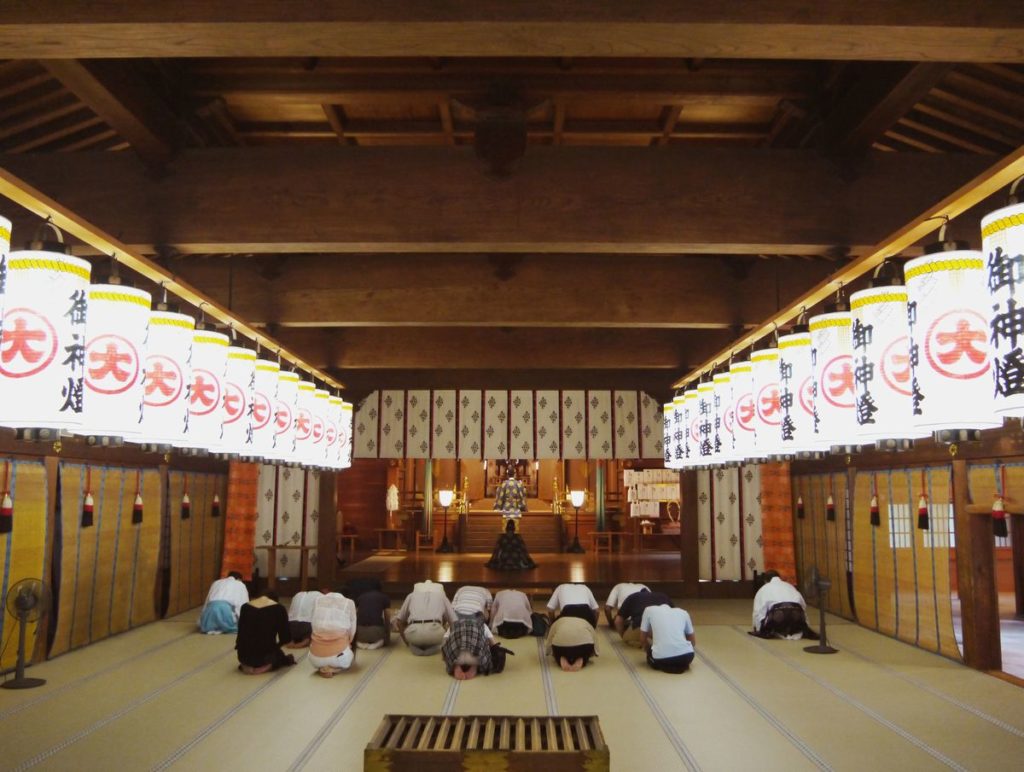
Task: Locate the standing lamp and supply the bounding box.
[436,489,455,553]
[567,489,586,554]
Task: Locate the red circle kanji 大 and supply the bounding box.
[252,391,272,430]
[143,354,183,407]
[722,404,735,435]
[312,416,325,443]
[274,400,293,435]
[222,382,246,424]
[85,334,140,395]
[880,336,913,396]
[295,407,313,440]
[689,416,700,443]
[0,307,57,379]
[735,393,756,432]
[925,309,991,380]
[188,368,222,416]
[756,384,781,426]
[326,423,338,445]
[821,355,855,408]
[798,376,814,416]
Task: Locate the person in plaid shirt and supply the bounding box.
[441,616,495,680]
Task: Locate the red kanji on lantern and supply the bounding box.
[222,383,245,424]
[252,392,272,429]
[189,368,221,416]
[295,408,312,440]
[736,393,756,431]
[0,308,57,378]
[822,355,855,408]
[925,311,991,380]
[85,334,139,395]
[880,337,912,396]
[143,355,183,406]
[757,385,781,425]
[799,376,815,416]
[275,402,293,435]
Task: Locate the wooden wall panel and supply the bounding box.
[852,470,880,632]
[792,472,853,619]
[338,458,390,550]
[0,460,48,672]
[760,462,796,583]
[166,470,227,617]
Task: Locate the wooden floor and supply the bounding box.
[3,600,1024,771]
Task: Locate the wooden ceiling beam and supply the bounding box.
[40,59,178,167]
[0,146,992,256]
[2,2,1022,60]
[167,254,833,329]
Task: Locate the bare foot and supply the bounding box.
[559,657,575,672]
[318,667,336,678]
[570,659,584,672]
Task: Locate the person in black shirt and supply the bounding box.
[614,590,673,648]
[235,591,296,674]
[354,589,391,650]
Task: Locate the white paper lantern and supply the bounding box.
[326,395,344,470]
[713,371,735,463]
[0,215,11,337]
[905,250,999,433]
[134,310,194,448]
[219,346,256,456]
[778,330,820,454]
[849,286,929,445]
[293,380,317,465]
[809,311,857,450]
[0,250,91,434]
[183,329,229,451]
[682,388,699,467]
[79,284,151,441]
[662,402,676,468]
[250,358,280,458]
[672,394,687,468]
[268,370,299,462]
[982,202,1024,415]
[340,400,354,468]
[310,388,330,467]
[697,381,715,464]
[751,348,783,458]
[729,359,756,462]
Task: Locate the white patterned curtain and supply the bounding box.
[509,390,534,459]
[741,464,764,579]
[588,391,614,459]
[379,389,406,459]
[713,468,742,580]
[255,464,277,578]
[639,392,664,460]
[354,394,379,458]
[613,390,641,459]
[431,389,457,459]
[483,390,509,459]
[697,469,712,580]
[457,389,483,459]
[405,389,431,459]
[561,390,586,459]
[535,390,561,459]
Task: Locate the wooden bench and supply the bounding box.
[365,714,609,771]
[591,531,626,553]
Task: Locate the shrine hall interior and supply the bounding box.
[2,5,1024,772]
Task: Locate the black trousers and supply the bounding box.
[558,604,598,627]
[647,650,694,674]
[496,621,531,639]
[552,643,596,667]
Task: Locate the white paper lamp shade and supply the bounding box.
[662,402,675,468]
[326,395,343,470]
[672,395,686,468]
[250,359,280,458]
[982,202,1024,415]
[697,382,715,464]
[751,348,783,457]
[0,215,11,337]
[438,489,455,507]
[310,388,330,467]
[78,284,151,440]
[849,286,929,443]
[904,251,999,432]
[809,311,857,449]
[570,489,585,508]
[0,250,91,431]
[268,370,299,461]
[182,329,229,450]
[778,331,820,453]
[293,380,316,465]
[684,388,700,467]
[729,360,757,462]
[219,346,256,456]
[713,371,735,463]
[340,401,354,468]
[133,310,194,447]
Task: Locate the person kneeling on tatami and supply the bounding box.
[308,592,357,678]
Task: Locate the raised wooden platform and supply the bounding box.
[460,513,562,553]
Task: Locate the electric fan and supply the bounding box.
[2,577,52,689]
[802,566,838,655]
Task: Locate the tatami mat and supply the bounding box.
[2,603,1023,772]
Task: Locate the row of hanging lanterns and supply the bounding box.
[0,217,352,470]
[665,179,1024,473]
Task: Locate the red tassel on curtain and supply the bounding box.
[0,461,12,534]
[917,470,929,530]
[181,474,191,520]
[825,477,836,521]
[993,465,1009,539]
[211,493,221,518]
[81,466,94,527]
[796,495,805,520]
[132,471,144,524]
[869,472,880,527]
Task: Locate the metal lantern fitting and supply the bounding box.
[133,310,194,450]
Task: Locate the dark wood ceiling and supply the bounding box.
[0,5,1022,402]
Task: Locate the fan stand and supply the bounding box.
[804,578,838,655]
[1,609,46,689]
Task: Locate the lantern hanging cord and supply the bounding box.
[834,281,844,303]
[925,214,950,242]
[1010,174,1024,202]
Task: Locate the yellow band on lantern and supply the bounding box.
[256,362,280,372]
[8,257,91,281]
[227,350,257,361]
[194,334,229,346]
[751,351,778,363]
[279,372,300,382]
[730,363,752,373]
[298,383,315,392]
[851,291,907,309]
[778,337,809,349]
[150,316,195,330]
[903,257,984,281]
[809,317,851,331]
[88,290,151,308]
[982,213,1024,238]
[0,226,11,243]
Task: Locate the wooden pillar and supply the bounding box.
[680,470,700,588]
[1011,513,1024,619]
[318,471,338,589]
[952,459,1001,670]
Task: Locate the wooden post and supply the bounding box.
[680,470,700,589]
[952,459,1001,670]
[1011,513,1024,620]
[318,471,338,588]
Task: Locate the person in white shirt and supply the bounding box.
[286,590,321,647]
[308,592,358,677]
[751,571,819,640]
[603,582,649,626]
[395,580,457,656]
[490,589,534,638]
[546,583,599,627]
[198,572,249,634]
[452,585,493,620]
[640,604,696,674]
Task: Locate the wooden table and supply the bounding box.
[376,527,406,551]
[337,533,358,563]
[254,544,313,591]
[591,531,628,553]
